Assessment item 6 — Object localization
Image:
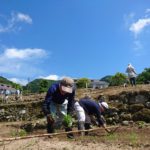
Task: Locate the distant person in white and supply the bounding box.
[15,89,20,101]
[4,89,10,103]
[126,63,137,86]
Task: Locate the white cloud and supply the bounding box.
[4,48,46,59]
[38,75,73,81]
[126,9,150,56]
[0,12,32,33]
[16,13,32,24]
[39,75,60,80]
[129,18,150,36]
[8,78,28,86]
[0,47,48,77]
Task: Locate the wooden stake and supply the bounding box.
[0,126,119,142]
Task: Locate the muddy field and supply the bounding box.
[0,124,150,150]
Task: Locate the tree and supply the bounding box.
[12,83,22,91]
[110,72,127,86]
[76,78,90,88]
[137,68,150,84]
[23,79,57,93]
[100,75,112,84]
[39,80,49,93]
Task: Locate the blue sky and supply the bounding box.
[0,0,150,85]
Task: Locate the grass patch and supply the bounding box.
[136,121,145,128]
[105,133,118,141]
[128,132,138,145]
[11,129,27,137]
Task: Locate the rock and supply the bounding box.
[0,109,5,114]
[117,104,128,112]
[129,104,144,113]
[145,102,150,108]
[19,109,26,114]
[122,121,129,126]
[120,113,132,121]
[132,108,150,122]
[21,123,35,132]
[135,95,147,104]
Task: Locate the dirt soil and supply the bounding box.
[76,84,150,99]
[0,84,150,150]
[15,84,150,102]
[0,124,150,150]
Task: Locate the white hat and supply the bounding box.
[128,63,133,68]
[99,102,109,109]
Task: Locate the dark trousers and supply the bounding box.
[84,123,92,135]
[47,119,74,138]
[47,119,55,133]
[130,77,136,86]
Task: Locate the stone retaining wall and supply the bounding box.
[106,90,150,125]
[0,90,150,124]
[0,101,44,122]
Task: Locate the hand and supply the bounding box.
[102,124,112,133]
[47,114,55,124]
[105,128,111,133]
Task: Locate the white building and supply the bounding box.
[73,79,109,89]
[89,80,109,89]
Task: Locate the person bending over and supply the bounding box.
[74,97,110,135]
[42,77,75,138]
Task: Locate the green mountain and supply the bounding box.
[24,78,57,93]
[100,75,112,83]
[0,76,21,89]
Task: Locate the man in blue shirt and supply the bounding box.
[74,98,110,135]
[42,77,75,138]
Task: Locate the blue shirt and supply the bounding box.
[42,82,75,115]
[79,98,104,126]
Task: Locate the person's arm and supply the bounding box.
[42,87,56,124]
[102,123,111,133]
[95,109,111,133]
[42,87,53,116]
[98,117,111,133]
[133,69,137,75]
[67,90,75,115]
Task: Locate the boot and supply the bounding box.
[84,123,92,135]
[65,127,74,139]
[47,123,55,138]
[78,121,85,136]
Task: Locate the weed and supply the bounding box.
[128,132,138,145]
[11,129,27,137]
[136,121,145,128]
[105,133,118,141]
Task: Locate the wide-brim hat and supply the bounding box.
[61,86,72,93]
[60,77,74,93]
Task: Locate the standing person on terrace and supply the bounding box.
[42,77,75,138]
[126,63,137,86]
